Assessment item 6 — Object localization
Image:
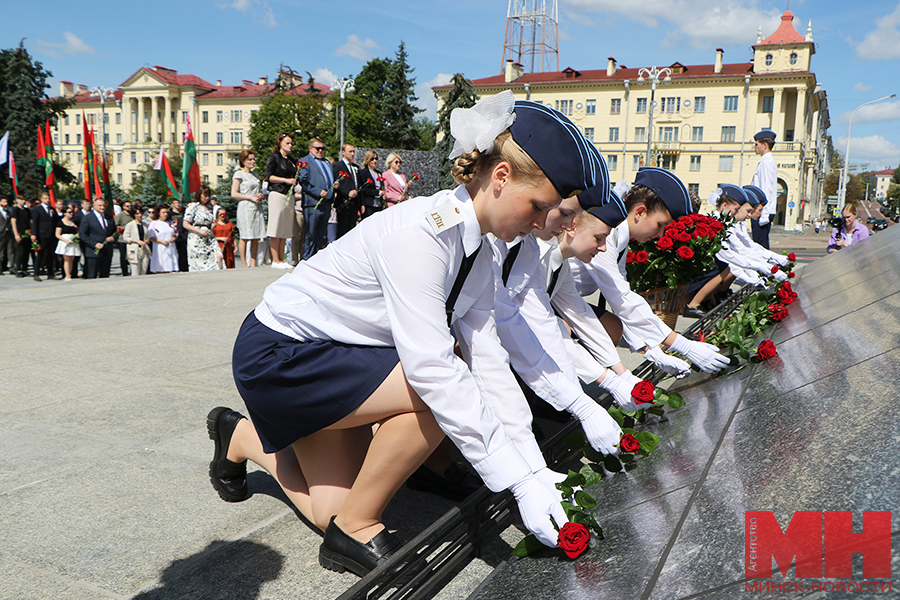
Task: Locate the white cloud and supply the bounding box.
[853,82,874,92]
[35,32,96,58]
[855,3,900,60]
[218,0,277,28]
[561,0,781,49]
[835,134,900,166]
[415,73,454,121]
[334,35,380,61]
[839,100,900,125]
[310,68,338,88]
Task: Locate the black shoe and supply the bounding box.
[319,516,402,577]
[406,463,483,502]
[33,275,41,282]
[207,407,249,502]
[17,272,25,278]
[682,305,706,319]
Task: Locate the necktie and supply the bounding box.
[317,159,332,187]
[501,241,522,286]
[548,265,563,296]
[618,247,627,264]
[446,242,484,327]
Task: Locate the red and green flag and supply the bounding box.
[99,149,113,206]
[182,115,200,203]
[37,122,56,207]
[153,145,179,197]
[9,151,19,198]
[82,110,93,202]
[89,129,104,207]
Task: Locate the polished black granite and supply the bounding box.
[471,227,900,599]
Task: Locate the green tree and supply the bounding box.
[830,150,844,171]
[0,41,72,198]
[433,74,479,189]
[131,154,183,205]
[249,72,329,162]
[414,116,436,152]
[380,42,423,149]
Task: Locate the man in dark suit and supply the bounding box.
[0,196,13,275]
[80,197,117,278]
[10,195,33,278]
[72,198,92,278]
[31,191,59,280]
[298,137,335,260]
[333,143,360,240]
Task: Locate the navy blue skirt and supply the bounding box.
[232,312,400,453]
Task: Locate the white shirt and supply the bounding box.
[716,221,772,284]
[569,220,672,352]
[255,186,532,492]
[733,220,785,265]
[752,153,777,225]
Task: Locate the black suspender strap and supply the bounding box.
[547,265,563,296]
[446,242,483,327]
[501,240,522,286]
[617,247,628,265]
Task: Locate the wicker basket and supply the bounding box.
[637,285,689,330]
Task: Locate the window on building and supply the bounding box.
[130,152,136,164]
[690,155,701,171]
[182,111,187,124]
[719,155,734,171]
[103,113,109,124]
[662,97,680,113]
[88,114,95,124]
[216,110,223,123]
[65,152,70,162]
[132,112,137,124]
[762,96,774,113]
[790,52,798,65]
[104,133,109,144]
[76,114,81,125]
[724,96,739,112]
[65,134,70,144]
[659,126,678,142]
[688,183,700,196]
[76,133,82,145]
[216,153,223,166]
[692,126,703,142]
[632,155,642,170]
[217,174,225,185]
[116,133,122,144]
[607,155,618,171]
[77,152,82,165]
[660,155,677,171]
[202,111,209,124]
[765,53,773,66]
[216,132,223,144]
[609,127,619,142]
[202,153,209,166]
[231,110,242,123]
[117,152,122,164]
[586,99,596,115]
[634,127,646,142]
[610,98,621,115]
[721,126,736,142]
[144,111,149,124]
[202,174,209,184]
[554,99,573,115]
[115,112,121,125]
[636,98,647,114]
[694,96,705,113]
[202,132,209,144]
[117,173,122,185]
[144,152,150,163]
[131,173,137,184]
[231,131,243,144]
[64,115,69,126]
[584,127,594,142]
[785,130,794,142]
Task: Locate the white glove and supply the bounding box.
[669,334,730,373]
[598,370,645,412]
[532,466,575,501]
[645,346,691,379]
[771,255,790,267]
[567,394,622,454]
[770,270,788,282]
[509,473,569,547]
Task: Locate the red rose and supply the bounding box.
[626,250,635,264]
[656,236,674,250]
[757,340,777,360]
[781,281,793,293]
[771,265,779,274]
[671,221,686,230]
[367,178,374,184]
[676,246,694,259]
[619,433,641,453]
[787,253,796,262]
[631,380,655,404]
[674,231,692,242]
[777,287,797,305]
[635,250,649,264]
[768,304,789,322]
[788,272,795,278]
[558,522,590,559]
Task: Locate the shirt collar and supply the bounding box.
[453,185,484,256]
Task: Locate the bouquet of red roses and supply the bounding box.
[625,212,727,293]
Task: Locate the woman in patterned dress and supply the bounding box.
[183,185,219,272]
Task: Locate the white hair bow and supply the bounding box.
[707,187,724,205]
[613,179,633,198]
[449,90,517,160]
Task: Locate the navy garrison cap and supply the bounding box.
[754,129,776,141]
[586,187,627,227]
[633,167,691,219]
[576,182,608,210]
[511,101,608,199]
[719,183,750,205]
[742,184,767,206]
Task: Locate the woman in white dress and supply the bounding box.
[232,150,265,267]
[54,203,81,281]
[183,185,220,272]
[147,205,178,273]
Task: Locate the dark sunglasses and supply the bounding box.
[311,146,325,151]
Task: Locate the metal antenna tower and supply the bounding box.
[501,0,559,74]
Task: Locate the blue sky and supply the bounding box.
[4,0,899,172]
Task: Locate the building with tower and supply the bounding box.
[437,9,832,229]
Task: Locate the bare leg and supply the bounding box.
[63,255,73,280]
[238,239,247,267]
[249,240,258,267]
[686,268,729,309]
[599,312,623,345]
[269,237,285,264]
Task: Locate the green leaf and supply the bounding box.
[561,470,586,488]
[588,462,605,473]
[574,490,599,511]
[635,431,661,451]
[579,463,603,487]
[587,514,604,537]
[603,454,623,472]
[648,405,666,416]
[619,452,635,463]
[583,444,605,463]
[513,534,544,557]
[666,391,685,408]
[622,414,636,429]
[556,484,573,498]
[739,348,749,360]
[565,432,587,450]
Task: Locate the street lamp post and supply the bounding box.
[839,93,896,205]
[636,66,671,167]
[90,86,116,165]
[331,77,355,149]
